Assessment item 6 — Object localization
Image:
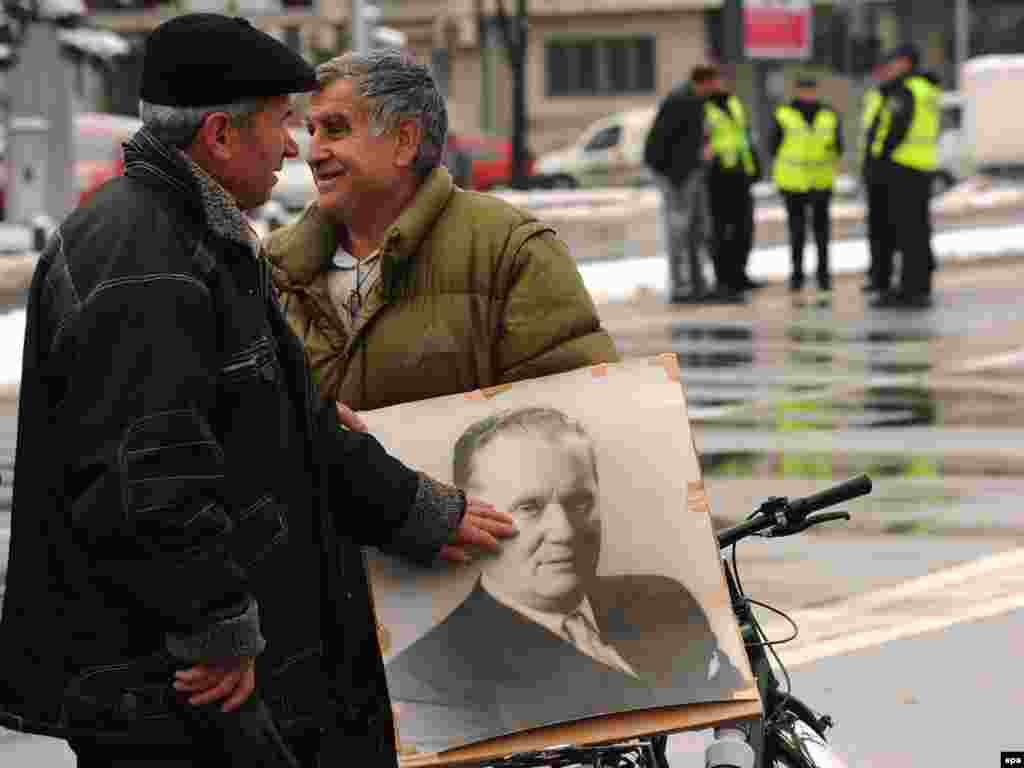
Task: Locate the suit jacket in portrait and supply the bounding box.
[384,574,747,751]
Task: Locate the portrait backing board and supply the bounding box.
[361,355,761,765]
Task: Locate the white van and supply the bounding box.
[533,108,656,189]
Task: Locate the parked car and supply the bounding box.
[75,112,143,205]
[533,107,657,189]
[445,131,532,191]
[0,111,142,220]
[935,90,970,194]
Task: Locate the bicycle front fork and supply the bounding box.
[705,724,757,768]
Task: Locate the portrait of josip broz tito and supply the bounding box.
[384,406,746,747]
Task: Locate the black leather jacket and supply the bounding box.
[644,82,706,185]
[0,129,462,764]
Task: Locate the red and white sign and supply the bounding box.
[744,0,813,60]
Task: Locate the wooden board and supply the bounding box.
[399,695,762,767]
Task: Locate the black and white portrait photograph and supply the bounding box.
[362,357,757,755]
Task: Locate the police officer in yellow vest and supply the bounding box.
[869,44,941,309]
[770,76,843,293]
[861,60,891,293]
[705,75,762,300]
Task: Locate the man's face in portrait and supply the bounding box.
[468,430,601,614]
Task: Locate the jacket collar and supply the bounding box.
[269,165,455,288]
[123,127,258,252]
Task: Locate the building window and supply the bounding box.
[546,37,656,97]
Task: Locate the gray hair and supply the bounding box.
[453,408,599,491]
[138,98,272,149]
[316,49,447,179]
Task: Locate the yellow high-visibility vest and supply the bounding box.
[772,104,840,192]
[705,95,757,176]
[871,76,940,171]
[860,88,883,161]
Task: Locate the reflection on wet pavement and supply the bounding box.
[667,319,1012,430]
[666,306,1024,500]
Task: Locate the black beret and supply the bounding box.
[140,13,318,107]
[882,44,920,66]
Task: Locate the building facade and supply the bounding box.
[85,1,1024,160]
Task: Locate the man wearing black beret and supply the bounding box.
[0,12,515,767]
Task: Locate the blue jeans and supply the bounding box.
[657,171,709,295]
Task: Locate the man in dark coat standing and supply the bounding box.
[645,66,727,304]
[0,14,514,767]
[868,44,942,309]
[861,61,891,294]
[704,74,762,300]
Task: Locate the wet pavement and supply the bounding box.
[599,254,1024,537]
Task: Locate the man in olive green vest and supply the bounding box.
[770,76,843,294]
[868,44,941,309]
[265,49,619,416]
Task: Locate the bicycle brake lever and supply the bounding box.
[805,510,851,525]
[767,511,851,537]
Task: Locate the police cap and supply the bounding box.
[881,44,920,68]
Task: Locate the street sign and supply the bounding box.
[743,0,812,61]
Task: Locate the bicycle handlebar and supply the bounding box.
[716,513,776,550]
[787,474,872,519]
[716,475,872,550]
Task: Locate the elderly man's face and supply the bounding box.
[305,78,404,222]
[470,431,601,614]
[225,95,298,211]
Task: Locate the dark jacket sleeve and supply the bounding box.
[878,83,914,161]
[60,273,263,662]
[317,401,465,566]
[645,89,702,183]
[770,113,784,158]
[644,94,678,175]
[833,110,845,157]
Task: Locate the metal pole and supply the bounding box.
[349,0,367,53]
[510,0,529,189]
[6,19,76,226]
[954,0,969,89]
[846,0,871,174]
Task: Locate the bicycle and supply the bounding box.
[458,474,872,768]
[703,473,872,768]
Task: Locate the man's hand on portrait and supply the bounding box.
[173,655,256,712]
[336,401,369,432]
[439,498,517,563]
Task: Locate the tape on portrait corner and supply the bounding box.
[480,382,517,399]
[687,480,713,519]
[650,352,681,381]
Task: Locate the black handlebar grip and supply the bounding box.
[789,475,872,518]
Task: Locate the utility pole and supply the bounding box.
[495,0,529,189]
[349,0,379,54]
[954,0,970,89]
[844,0,874,174]
[3,0,80,229]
